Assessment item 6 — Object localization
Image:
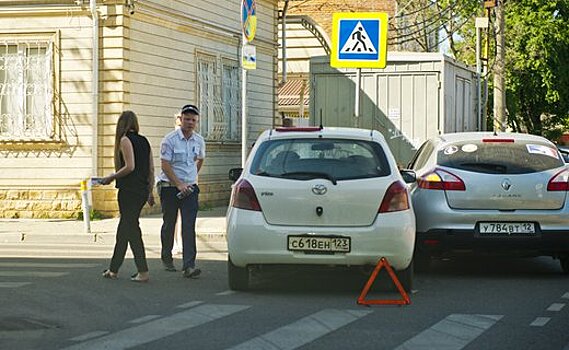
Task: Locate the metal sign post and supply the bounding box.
[355,68,361,128]
[241,57,248,167]
[330,12,388,128]
[241,0,257,167]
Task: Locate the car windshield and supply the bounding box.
[250,138,391,181]
[437,141,564,174]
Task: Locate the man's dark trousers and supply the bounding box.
[159,185,200,270]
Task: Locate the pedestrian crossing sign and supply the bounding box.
[330,12,388,69]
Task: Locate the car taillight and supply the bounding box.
[547,168,569,191]
[230,179,262,211]
[379,181,410,213]
[417,169,466,191]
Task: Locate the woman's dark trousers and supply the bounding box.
[109,189,149,273]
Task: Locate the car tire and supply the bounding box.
[396,260,413,292]
[228,256,249,291]
[561,256,569,275]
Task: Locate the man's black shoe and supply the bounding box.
[182,267,201,279]
[162,261,176,272]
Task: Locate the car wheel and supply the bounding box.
[228,256,249,291]
[413,251,432,273]
[561,256,569,275]
[396,260,413,292]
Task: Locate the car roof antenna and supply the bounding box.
[319,109,323,130]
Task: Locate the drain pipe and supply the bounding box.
[90,0,99,176]
[279,0,289,86]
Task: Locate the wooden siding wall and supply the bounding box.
[0,10,94,187]
[108,0,278,212]
[0,6,97,218]
[0,0,278,218]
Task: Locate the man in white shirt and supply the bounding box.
[157,104,205,278]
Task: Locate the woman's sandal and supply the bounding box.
[130,273,149,283]
[102,269,118,279]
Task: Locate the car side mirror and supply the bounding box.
[400,169,416,184]
[229,167,243,182]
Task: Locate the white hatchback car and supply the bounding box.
[226,127,416,290]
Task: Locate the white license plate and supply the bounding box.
[479,222,536,234]
[287,236,350,253]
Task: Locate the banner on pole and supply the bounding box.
[241,0,257,43]
[242,44,256,70]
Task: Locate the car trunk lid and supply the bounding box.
[443,168,566,210]
[252,176,390,226]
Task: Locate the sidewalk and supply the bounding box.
[0,206,228,245]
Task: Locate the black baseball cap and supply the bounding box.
[181,104,199,115]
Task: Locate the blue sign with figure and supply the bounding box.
[331,12,388,69]
[338,20,379,61]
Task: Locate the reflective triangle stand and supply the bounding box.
[357,257,411,306]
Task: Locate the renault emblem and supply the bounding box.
[312,184,327,195]
[501,178,512,191]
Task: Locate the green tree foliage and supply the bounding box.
[390,0,480,53]
[504,1,569,137]
[449,1,569,137]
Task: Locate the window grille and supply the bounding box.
[197,54,241,141]
[0,39,54,141]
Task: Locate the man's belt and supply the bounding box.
[157,181,176,188]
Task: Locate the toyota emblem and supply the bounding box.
[312,184,327,195]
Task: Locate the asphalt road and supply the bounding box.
[0,242,568,350]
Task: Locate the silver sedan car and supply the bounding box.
[408,132,569,274]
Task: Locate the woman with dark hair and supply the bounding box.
[100,110,155,282]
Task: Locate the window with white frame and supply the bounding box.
[0,37,56,141]
[197,53,241,141]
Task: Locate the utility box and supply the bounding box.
[310,52,479,165]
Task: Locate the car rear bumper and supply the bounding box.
[226,208,416,270]
[412,189,569,234]
[416,229,569,258]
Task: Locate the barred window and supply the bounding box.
[197,53,241,141]
[0,38,55,141]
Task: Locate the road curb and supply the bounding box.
[8,231,226,245]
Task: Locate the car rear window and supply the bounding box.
[250,138,391,181]
[438,141,564,174]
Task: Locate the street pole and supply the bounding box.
[241,41,248,167]
[355,68,361,128]
[493,0,506,132]
[475,17,489,131]
[483,0,495,132]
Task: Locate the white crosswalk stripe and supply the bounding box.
[128,315,162,324]
[0,243,225,260]
[0,271,68,277]
[530,317,551,327]
[176,300,204,309]
[228,309,371,350]
[0,262,97,268]
[57,305,513,350]
[394,314,503,350]
[69,331,110,342]
[0,282,31,288]
[546,303,565,312]
[62,304,250,350]
[0,244,115,259]
[0,261,98,288]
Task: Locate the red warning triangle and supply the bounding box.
[357,257,411,305]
